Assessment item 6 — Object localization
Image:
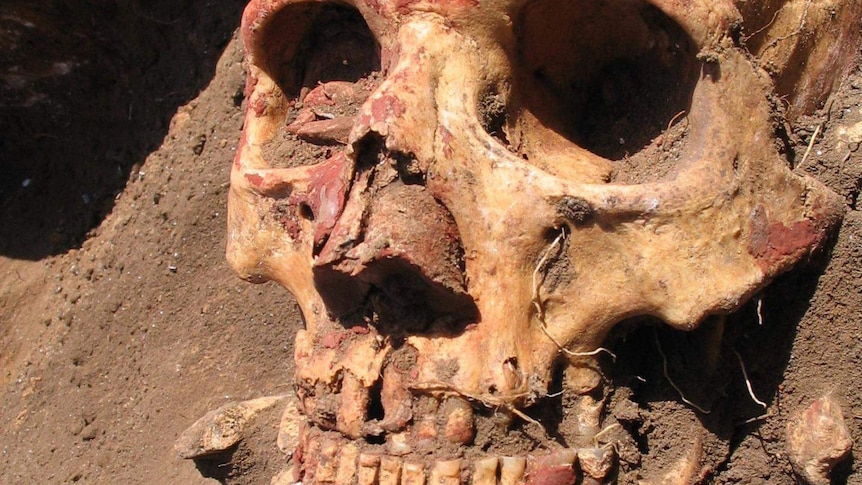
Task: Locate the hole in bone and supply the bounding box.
[479,86,510,147]
[513,0,699,161]
[253,3,380,98]
[298,202,315,221]
[254,3,382,168]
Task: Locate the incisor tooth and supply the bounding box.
[499,456,526,485]
[402,462,426,485]
[358,454,380,485]
[471,457,498,485]
[430,459,462,485]
[379,456,402,485]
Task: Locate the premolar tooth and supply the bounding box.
[525,449,576,485]
[387,431,412,456]
[471,457,499,485]
[572,395,603,445]
[358,454,380,485]
[413,396,438,449]
[442,397,475,444]
[402,462,426,485]
[315,439,340,483]
[338,372,369,439]
[578,447,615,484]
[380,364,413,432]
[499,456,527,485]
[379,456,403,485]
[430,459,462,485]
[336,443,360,484]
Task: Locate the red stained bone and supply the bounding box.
[294,116,356,145]
[315,182,471,317]
[747,204,839,274]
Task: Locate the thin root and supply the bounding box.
[592,423,621,448]
[653,331,711,414]
[758,0,812,58]
[410,381,547,432]
[661,110,688,150]
[796,122,822,171]
[532,231,617,361]
[756,296,764,326]
[734,349,768,410]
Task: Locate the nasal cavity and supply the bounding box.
[313,184,476,332]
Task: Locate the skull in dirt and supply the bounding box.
[227,0,845,481]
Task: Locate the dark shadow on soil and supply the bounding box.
[0,0,246,260]
[605,239,833,465]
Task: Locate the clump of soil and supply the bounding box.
[0,2,860,484]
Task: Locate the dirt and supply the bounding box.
[0,1,860,484]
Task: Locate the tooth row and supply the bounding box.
[306,445,614,484]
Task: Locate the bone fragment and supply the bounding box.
[402,462,426,485]
[271,467,297,485]
[295,116,355,145]
[174,395,286,459]
[337,443,360,485]
[500,456,527,485]
[442,397,475,444]
[565,362,602,395]
[429,459,462,485]
[578,447,614,485]
[277,397,302,455]
[786,395,853,485]
[358,454,381,485]
[379,456,403,485]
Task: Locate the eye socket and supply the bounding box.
[253,2,380,98]
[513,0,699,160]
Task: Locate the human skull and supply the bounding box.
[223,0,848,481]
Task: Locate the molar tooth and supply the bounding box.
[338,373,370,439]
[430,459,462,485]
[402,462,426,485]
[358,454,381,485]
[499,456,526,485]
[471,457,499,485]
[379,456,403,485]
[336,443,360,484]
[441,397,475,444]
[578,447,615,484]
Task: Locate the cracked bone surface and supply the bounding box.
[189,0,852,481]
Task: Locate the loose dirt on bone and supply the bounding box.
[0,2,861,484]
